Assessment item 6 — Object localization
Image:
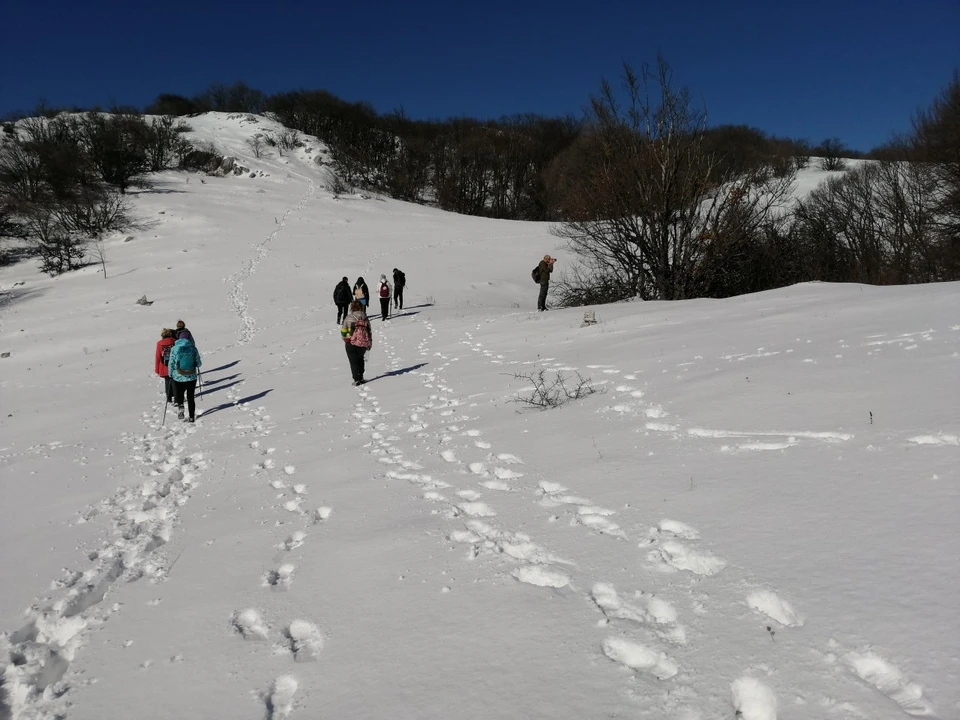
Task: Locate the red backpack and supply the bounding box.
[379,282,389,298]
[350,317,372,348]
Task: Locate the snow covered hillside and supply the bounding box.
[1,113,957,720]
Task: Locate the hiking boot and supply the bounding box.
[177,406,184,420]
[187,417,195,423]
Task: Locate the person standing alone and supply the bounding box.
[377,274,391,321]
[536,255,556,312]
[392,268,406,310]
[334,276,352,324]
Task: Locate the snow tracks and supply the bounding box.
[1,405,206,719]
[344,317,942,720]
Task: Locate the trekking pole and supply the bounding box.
[197,371,203,403]
[161,396,169,427]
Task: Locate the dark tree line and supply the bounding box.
[4,70,955,295]
[0,113,192,273]
[550,62,959,304]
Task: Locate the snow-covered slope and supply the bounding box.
[1,113,957,720]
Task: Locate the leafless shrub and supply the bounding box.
[511,367,602,409]
[327,173,351,198]
[246,135,265,158]
[817,138,848,171]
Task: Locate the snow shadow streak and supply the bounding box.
[200,389,273,417]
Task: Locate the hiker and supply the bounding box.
[535,254,556,312]
[377,274,391,321]
[155,328,176,404]
[175,319,194,341]
[353,277,369,308]
[168,330,202,422]
[392,268,406,310]
[340,300,373,386]
[334,276,352,324]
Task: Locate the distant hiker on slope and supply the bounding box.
[377,274,391,321]
[155,328,176,404]
[175,319,194,341]
[168,331,202,422]
[534,254,556,312]
[392,268,406,310]
[353,277,369,308]
[334,276,352,324]
[340,300,373,386]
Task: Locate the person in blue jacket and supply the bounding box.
[168,333,202,422]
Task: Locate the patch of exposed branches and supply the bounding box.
[511,367,603,409]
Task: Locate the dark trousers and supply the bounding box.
[174,379,197,419]
[394,286,404,309]
[537,282,549,311]
[379,297,390,320]
[163,376,174,403]
[336,303,349,323]
[345,343,367,382]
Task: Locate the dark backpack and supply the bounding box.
[161,343,173,366]
[532,265,542,284]
[394,270,405,287]
[334,282,351,304]
[177,348,197,376]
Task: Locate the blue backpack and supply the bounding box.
[177,348,197,376]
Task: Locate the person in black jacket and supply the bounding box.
[392,268,406,310]
[334,276,352,323]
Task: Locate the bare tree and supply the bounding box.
[793,138,812,169]
[246,134,265,158]
[817,137,848,171]
[552,56,796,302]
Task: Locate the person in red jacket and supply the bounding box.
[155,328,176,403]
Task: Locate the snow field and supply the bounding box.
[1,112,957,719]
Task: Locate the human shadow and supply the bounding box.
[199,389,273,417]
[400,303,433,310]
[387,310,420,320]
[368,362,429,383]
[197,379,242,398]
[203,360,240,374]
[202,373,240,386]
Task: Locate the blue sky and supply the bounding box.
[2,0,957,151]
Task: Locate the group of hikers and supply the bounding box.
[154,320,202,422]
[154,258,555,401]
[334,268,406,324]
[333,268,406,385]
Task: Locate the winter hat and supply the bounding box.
[380,274,387,281]
[342,276,348,282]
[178,329,194,342]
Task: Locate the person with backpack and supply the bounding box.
[392,268,406,310]
[334,276,352,324]
[353,277,369,308]
[155,328,176,404]
[168,330,202,422]
[534,254,556,312]
[340,300,373,386]
[377,274,391,321]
